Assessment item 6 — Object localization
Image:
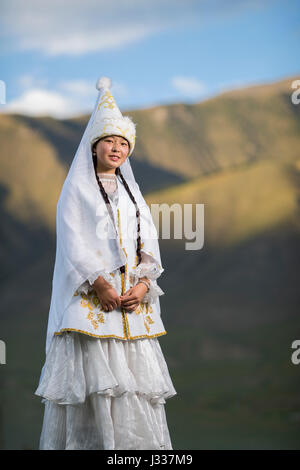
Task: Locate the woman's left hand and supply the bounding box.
[120,283,148,312]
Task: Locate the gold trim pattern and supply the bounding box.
[118,208,129,338]
[120,262,128,338]
[117,209,122,243]
[135,302,155,333]
[97,90,117,110]
[54,328,167,340]
[80,291,106,330]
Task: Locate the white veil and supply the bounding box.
[44,78,163,354]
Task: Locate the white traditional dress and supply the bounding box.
[35,172,177,450]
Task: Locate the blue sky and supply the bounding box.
[0,0,299,118]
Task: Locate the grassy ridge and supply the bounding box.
[146,158,300,248]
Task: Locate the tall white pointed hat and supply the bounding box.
[88,76,136,157]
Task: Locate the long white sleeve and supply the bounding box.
[135,251,165,304]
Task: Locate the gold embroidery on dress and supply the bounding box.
[54,328,167,340]
[73,206,163,337]
[134,302,154,332]
[132,255,138,270]
[116,205,158,338]
[120,264,128,338]
[118,208,129,338]
[117,209,122,243]
[80,291,105,330]
[147,250,162,269]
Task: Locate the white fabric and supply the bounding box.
[77,250,164,304]
[37,77,175,451]
[51,174,166,341]
[45,93,163,354]
[35,332,177,450]
[77,173,164,305]
[97,172,118,195]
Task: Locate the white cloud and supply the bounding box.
[1,77,130,118]
[18,74,48,89]
[58,79,129,99]
[59,79,95,96]
[1,88,84,118]
[0,0,179,56]
[0,0,267,57]
[29,26,156,57]
[171,76,206,97]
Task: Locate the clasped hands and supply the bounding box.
[93,276,149,313]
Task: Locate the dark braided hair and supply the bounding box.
[92,137,142,272]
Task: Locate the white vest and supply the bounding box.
[54,177,167,341]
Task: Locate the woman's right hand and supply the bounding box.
[92,276,121,312]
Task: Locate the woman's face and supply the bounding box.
[94,135,130,174]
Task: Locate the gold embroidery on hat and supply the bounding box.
[116,126,129,137]
[103,123,113,133]
[98,90,117,110]
[99,124,134,149]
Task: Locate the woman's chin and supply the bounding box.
[107,159,121,168]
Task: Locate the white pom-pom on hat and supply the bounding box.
[96,76,112,91]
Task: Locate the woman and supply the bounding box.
[35,76,177,450]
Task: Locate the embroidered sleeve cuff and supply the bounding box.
[76,270,113,296]
[76,280,91,296]
[87,270,113,286]
[142,279,165,304]
[133,250,164,281]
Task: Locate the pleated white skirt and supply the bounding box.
[35,332,177,450]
